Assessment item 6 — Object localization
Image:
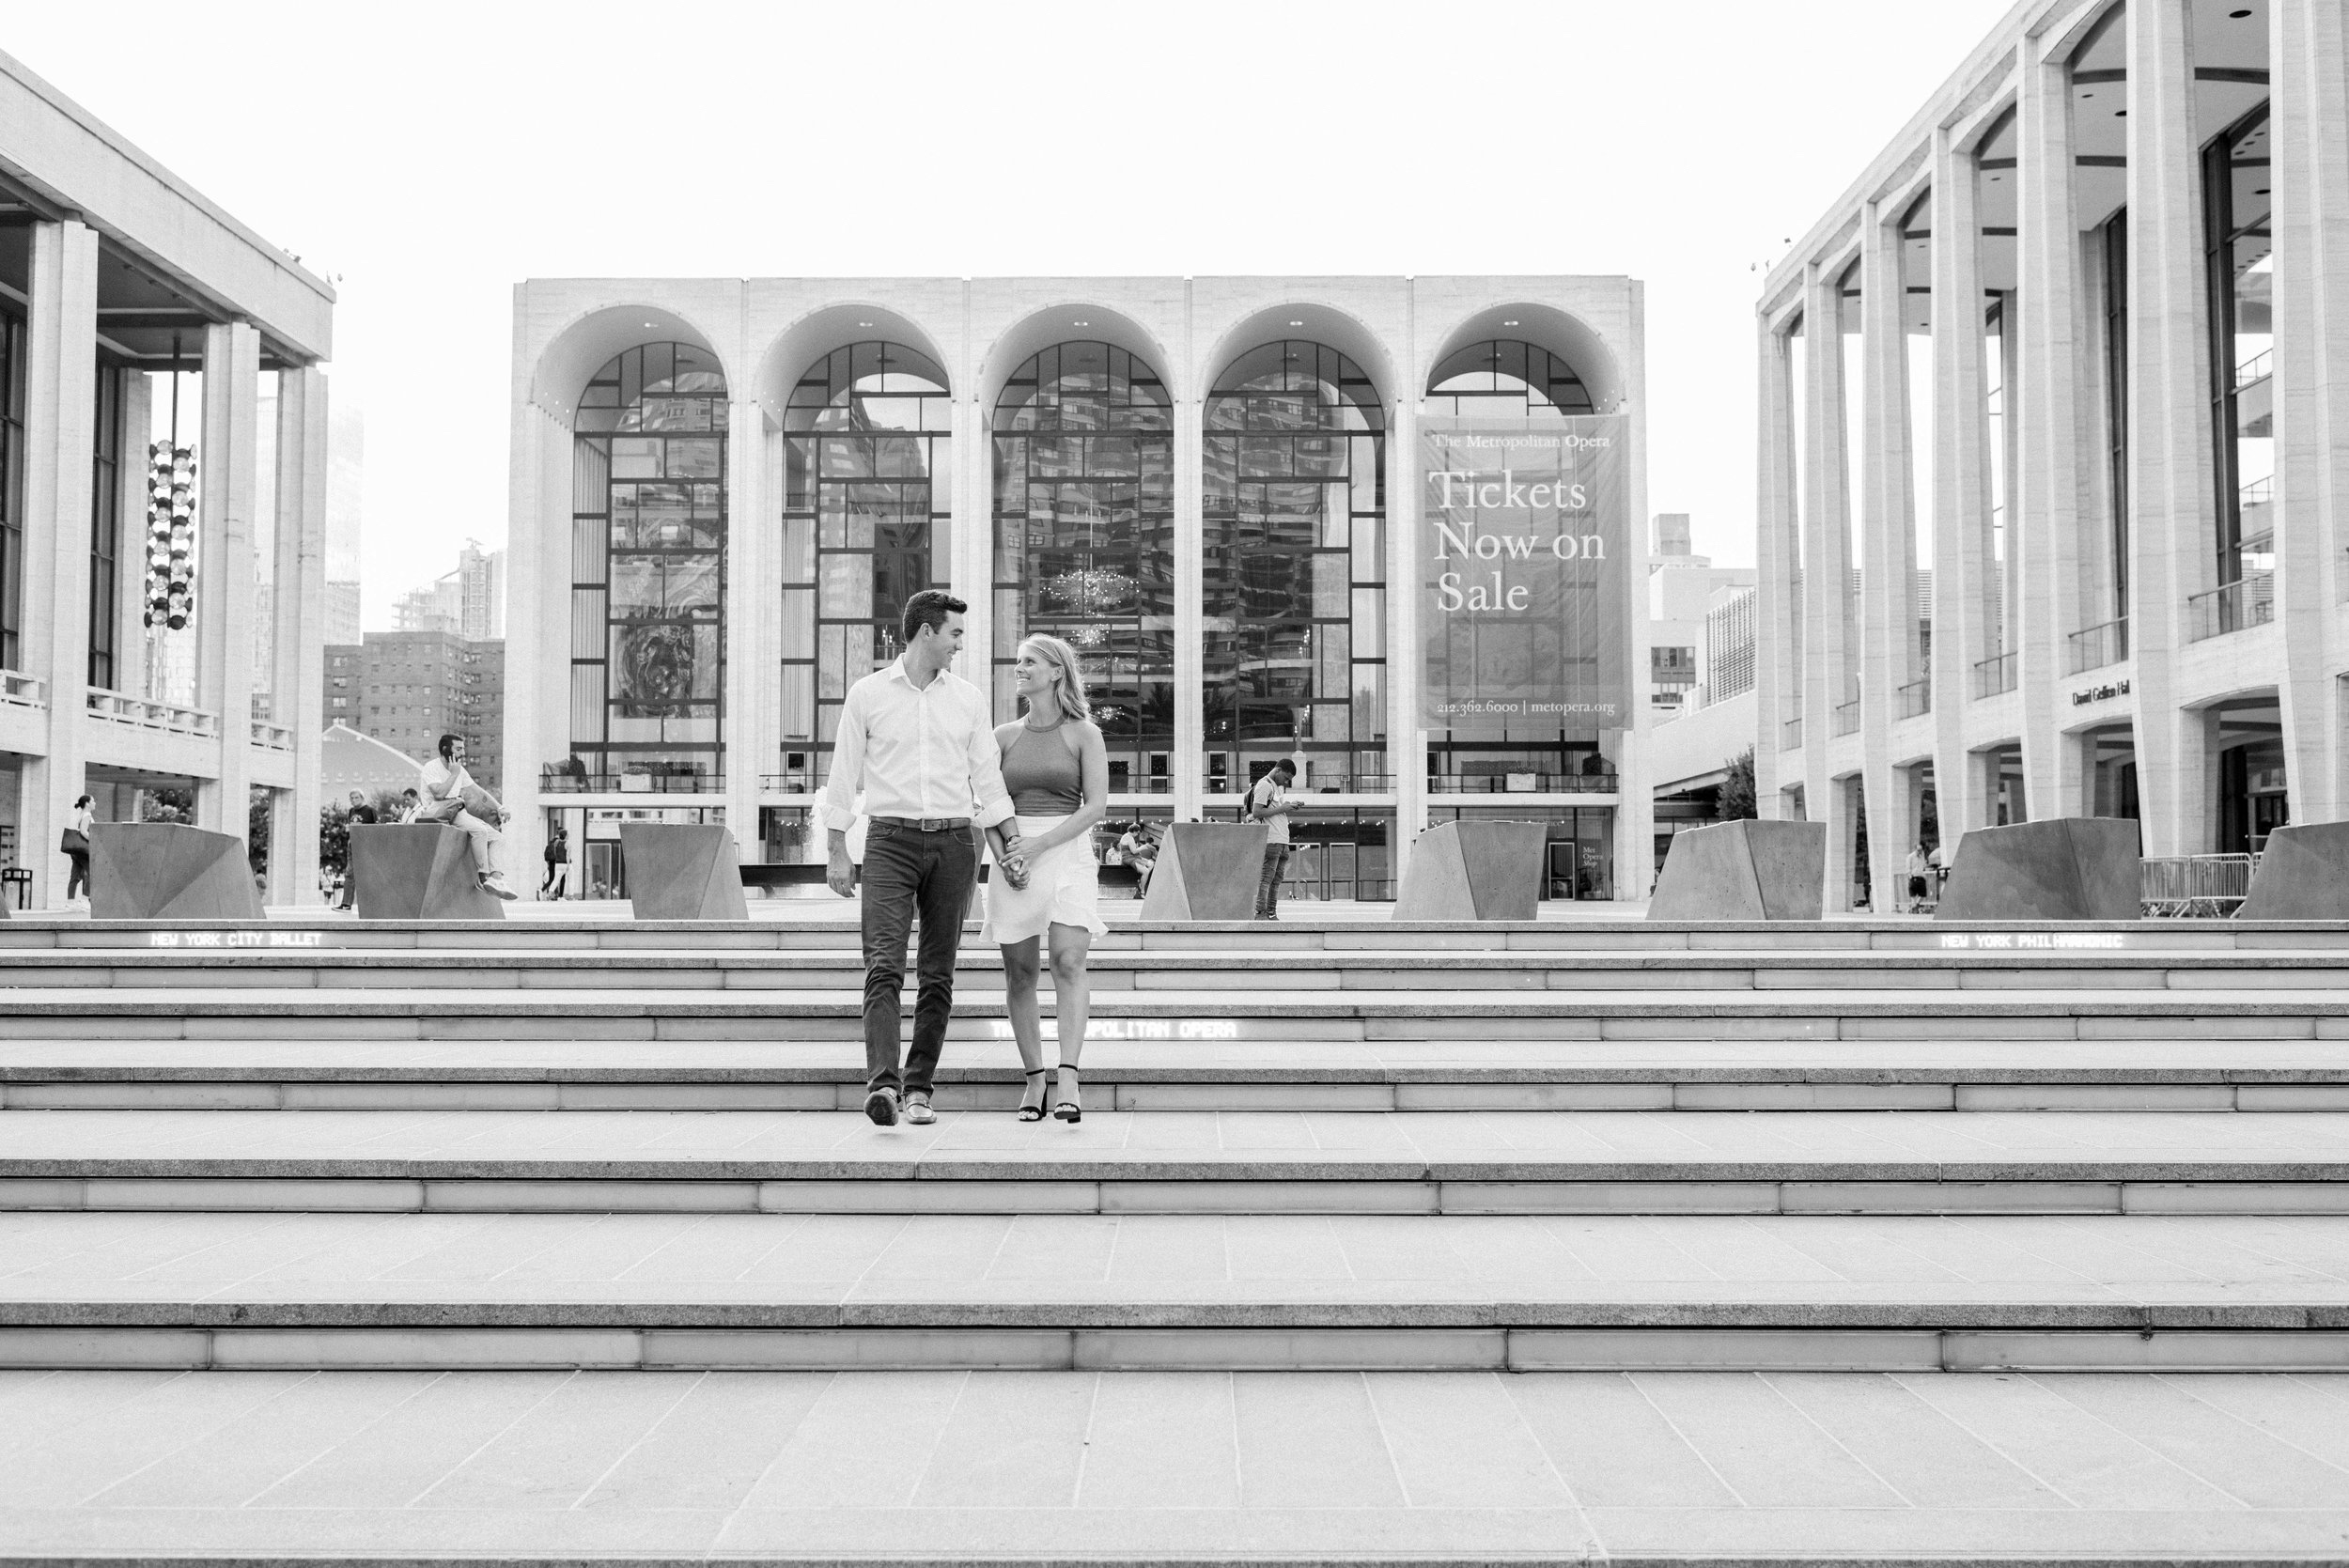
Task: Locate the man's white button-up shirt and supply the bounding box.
[821,657,1015,834]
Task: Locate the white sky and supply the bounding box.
[13,0,2015,628]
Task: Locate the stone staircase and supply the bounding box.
[3,912,2348,1560]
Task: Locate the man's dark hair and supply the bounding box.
[1269,759,1297,779]
[437,733,461,758]
[901,589,967,646]
[401,787,419,800]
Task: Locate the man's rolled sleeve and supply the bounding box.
[964,686,1016,831]
[822,686,867,833]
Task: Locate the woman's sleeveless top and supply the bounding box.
[1003,722,1082,815]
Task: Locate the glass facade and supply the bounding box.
[1202,340,1386,797]
[991,342,1175,792]
[782,342,952,789]
[2204,104,2274,584]
[568,342,728,791]
[1421,340,1613,790]
[87,364,123,690]
[1428,804,1615,901]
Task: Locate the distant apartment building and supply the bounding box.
[1646,515,1757,716]
[323,581,361,645]
[323,631,506,790]
[392,540,506,641]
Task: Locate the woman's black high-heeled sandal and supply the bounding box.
[1017,1067,1050,1122]
[1052,1066,1082,1124]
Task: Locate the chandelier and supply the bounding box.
[143,440,196,630]
[1043,566,1136,617]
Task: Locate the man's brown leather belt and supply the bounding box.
[872,815,972,832]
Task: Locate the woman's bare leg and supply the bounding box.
[1000,938,1048,1112]
[1048,922,1095,1110]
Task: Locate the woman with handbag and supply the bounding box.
[60,795,93,905]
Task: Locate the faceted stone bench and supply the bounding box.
[348,824,506,921]
[2238,821,2349,919]
[1648,819,1827,922]
[1936,816,2142,922]
[1392,820,1549,921]
[88,823,264,921]
[1138,822,1268,921]
[618,824,749,922]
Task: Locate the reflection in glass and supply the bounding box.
[2205,105,2274,590]
[782,343,952,785]
[1202,340,1387,795]
[992,342,1174,792]
[568,341,728,787]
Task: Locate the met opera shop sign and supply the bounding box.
[1419,417,1629,724]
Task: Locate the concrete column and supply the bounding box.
[1800,265,1856,906]
[723,396,772,851]
[2272,0,2347,824]
[2012,47,2088,827]
[1930,128,1995,840]
[268,365,327,904]
[502,397,567,881]
[1387,392,1424,884]
[954,393,990,707]
[1172,394,1205,824]
[2126,0,2216,854]
[18,219,98,908]
[1753,317,1799,820]
[112,372,151,703]
[193,321,259,835]
[1859,198,1921,909]
[1615,281,1655,899]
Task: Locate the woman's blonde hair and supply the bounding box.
[1018,634,1092,722]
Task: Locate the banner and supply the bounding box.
[1419,415,1629,725]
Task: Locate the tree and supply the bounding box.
[1718,746,1758,822]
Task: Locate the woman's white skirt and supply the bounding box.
[982,814,1107,945]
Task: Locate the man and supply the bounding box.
[1249,759,1299,920]
[1117,821,1159,895]
[1906,842,1931,914]
[395,788,421,824]
[825,589,1022,1127]
[418,734,518,900]
[338,791,378,910]
[541,825,569,900]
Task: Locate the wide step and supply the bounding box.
[1,1211,2346,1373]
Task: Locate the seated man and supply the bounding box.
[417,733,518,900]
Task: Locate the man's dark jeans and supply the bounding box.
[1255,844,1291,920]
[859,819,978,1097]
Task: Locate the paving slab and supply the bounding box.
[0,1369,2344,1560]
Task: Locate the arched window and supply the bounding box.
[991,342,1174,791]
[781,342,952,783]
[1423,339,1594,419]
[1202,340,1386,794]
[1421,337,1613,791]
[568,341,727,791]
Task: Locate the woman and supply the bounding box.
[984,634,1108,1123]
[62,795,94,905]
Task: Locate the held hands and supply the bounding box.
[998,832,1030,892]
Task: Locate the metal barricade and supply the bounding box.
[2140,853,2257,917]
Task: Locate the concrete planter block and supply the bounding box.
[88,824,265,921]
[1137,823,1268,921]
[2238,822,2349,920]
[618,825,750,922]
[350,825,506,921]
[1935,817,2142,922]
[1392,820,1550,922]
[1647,819,1828,922]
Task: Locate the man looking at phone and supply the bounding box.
[825,590,1025,1127]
